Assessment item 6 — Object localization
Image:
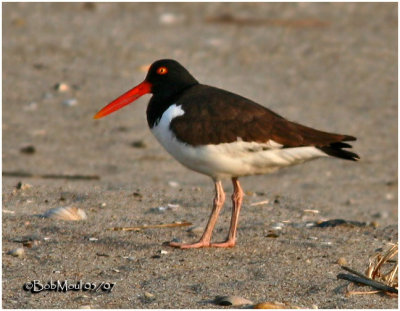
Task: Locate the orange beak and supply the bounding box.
[93,80,152,119]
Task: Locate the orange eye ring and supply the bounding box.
[156,66,168,75]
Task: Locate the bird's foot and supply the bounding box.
[169,240,211,249]
[210,240,236,248]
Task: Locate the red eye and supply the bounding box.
[156,66,168,75]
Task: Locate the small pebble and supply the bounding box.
[148,206,167,213]
[265,230,279,238]
[133,192,142,199]
[160,250,168,255]
[385,193,394,200]
[88,237,98,242]
[62,98,78,106]
[214,295,253,306]
[170,238,181,243]
[23,240,40,248]
[8,247,25,257]
[131,140,147,148]
[20,145,36,154]
[372,211,389,219]
[168,181,179,188]
[337,257,347,266]
[54,82,70,92]
[159,13,180,25]
[15,181,30,190]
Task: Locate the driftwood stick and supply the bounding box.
[337,273,398,294]
[3,171,100,180]
[108,221,192,231]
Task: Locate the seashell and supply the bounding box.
[43,206,87,221]
[214,295,253,306]
[8,247,25,257]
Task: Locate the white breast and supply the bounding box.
[151,104,327,180]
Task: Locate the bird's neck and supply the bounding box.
[146,84,197,128]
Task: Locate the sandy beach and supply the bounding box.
[2,3,397,308]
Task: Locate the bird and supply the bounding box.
[94,59,359,249]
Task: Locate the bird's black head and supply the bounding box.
[145,59,199,100]
[93,59,198,119]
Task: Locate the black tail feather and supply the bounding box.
[318,143,360,161]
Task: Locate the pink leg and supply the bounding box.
[211,177,243,248]
[169,180,225,249]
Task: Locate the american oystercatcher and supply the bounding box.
[94,59,359,249]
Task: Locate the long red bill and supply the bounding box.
[93,80,152,119]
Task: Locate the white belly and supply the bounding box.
[151,104,327,180]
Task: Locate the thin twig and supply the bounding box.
[3,171,100,180]
[347,290,381,296]
[108,221,192,231]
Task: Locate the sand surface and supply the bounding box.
[2,2,398,308]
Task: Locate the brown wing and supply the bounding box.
[170,85,359,160]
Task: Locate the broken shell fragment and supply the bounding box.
[253,301,298,309]
[43,206,87,221]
